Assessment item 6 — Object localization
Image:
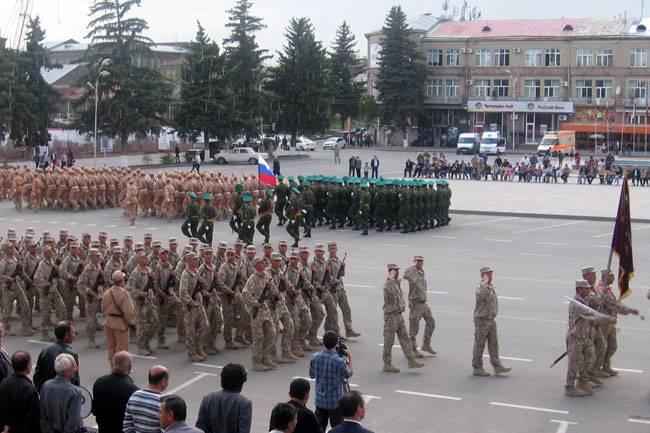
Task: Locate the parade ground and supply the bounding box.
[2,149,650,433]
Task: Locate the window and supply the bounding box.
[595,80,612,99]
[493,79,509,97]
[446,49,460,66]
[426,79,443,97]
[628,79,647,99]
[474,79,491,97]
[575,79,593,99]
[494,48,510,67]
[543,79,560,98]
[524,79,541,98]
[596,49,613,67]
[576,49,593,67]
[427,49,443,67]
[445,79,460,97]
[475,49,492,67]
[544,48,561,67]
[630,48,648,67]
[525,49,542,66]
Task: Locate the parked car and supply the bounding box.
[322,136,345,150]
[295,136,316,151]
[213,147,268,165]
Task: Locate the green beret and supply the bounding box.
[235,184,243,193]
[297,175,304,181]
[187,191,197,199]
[266,189,274,197]
[277,175,284,181]
[303,180,311,187]
[202,193,213,200]
[292,187,302,195]
[242,192,253,202]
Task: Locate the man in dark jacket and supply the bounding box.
[33,321,80,391]
[273,378,322,433]
[0,351,40,433]
[0,324,12,384]
[92,351,139,433]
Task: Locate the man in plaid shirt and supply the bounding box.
[309,331,353,431]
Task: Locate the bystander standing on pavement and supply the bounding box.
[348,156,355,176]
[329,391,374,433]
[370,155,379,178]
[159,395,204,433]
[33,321,80,392]
[273,157,281,176]
[280,378,323,433]
[269,403,298,433]
[123,365,170,433]
[175,145,181,163]
[92,351,139,433]
[334,143,341,164]
[355,157,361,177]
[196,363,251,433]
[190,154,201,173]
[0,350,40,433]
[0,324,12,384]
[39,353,84,433]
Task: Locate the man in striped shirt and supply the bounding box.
[124,365,170,433]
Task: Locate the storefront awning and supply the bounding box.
[560,122,650,135]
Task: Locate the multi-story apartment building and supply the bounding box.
[367,15,650,150]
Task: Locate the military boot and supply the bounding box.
[279,351,297,363]
[400,225,409,234]
[225,340,241,350]
[603,367,618,376]
[138,347,152,356]
[88,340,100,349]
[383,363,400,373]
[576,380,594,395]
[473,368,490,377]
[263,358,277,370]
[308,337,322,347]
[595,368,610,378]
[589,376,602,387]
[301,343,313,352]
[204,344,220,355]
[253,362,269,372]
[22,325,35,336]
[189,352,205,362]
[157,339,170,350]
[292,347,305,358]
[564,385,586,397]
[346,329,361,338]
[494,365,512,375]
[408,358,425,368]
[413,349,424,358]
[420,343,436,355]
[361,227,368,235]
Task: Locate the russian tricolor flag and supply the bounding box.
[258,155,277,187]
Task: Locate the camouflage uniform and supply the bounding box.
[216,259,241,349]
[59,254,84,320]
[242,266,277,371]
[77,260,104,347]
[179,266,209,361]
[33,256,66,340]
[472,281,503,371]
[382,273,416,368]
[0,255,32,334]
[327,255,357,336]
[403,264,435,353]
[153,259,179,349]
[311,256,338,335]
[127,265,158,355]
[286,260,312,355]
[199,260,222,354]
[566,291,604,393]
[266,264,294,362]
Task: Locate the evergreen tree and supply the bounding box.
[224,0,269,139]
[74,0,171,146]
[175,22,230,144]
[329,21,364,129]
[375,6,426,131]
[267,17,329,142]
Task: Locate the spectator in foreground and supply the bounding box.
[269,403,298,433]
[123,365,170,433]
[329,391,375,433]
[196,363,251,433]
[92,351,139,433]
[0,324,12,384]
[39,353,83,433]
[159,395,204,433]
[33,321,80,392]
[0,350,40,433]
[278,378,322,433]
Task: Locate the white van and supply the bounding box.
[456,133,480,155]
[479,131,505,155]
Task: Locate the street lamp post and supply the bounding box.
[88,59,111,167]
[507,72,519,151]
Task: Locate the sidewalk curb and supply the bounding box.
[129,154,310,170]
[450,209,650,224]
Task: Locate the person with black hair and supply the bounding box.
[92,351,139,433]
[123,365,170,433]
[0,350,40,433]
[159,395,203,433]
[276,378,322,433]
[329,391,374,433]
[33,321,80,391]
[196,363,251,433]
[269,403,298,433]
[309,331,352,431]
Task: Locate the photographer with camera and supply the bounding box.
[309,331,352,431]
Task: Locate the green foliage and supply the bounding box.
[267,17,330,142]
[174,22,230,143]
[329,21,364,129]
[74,0,172,145]
[224,0,270,138]
[160,152,175,164]
[375,6,427,130]
[359,95,377,127]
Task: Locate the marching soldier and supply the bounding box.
[327,242,360,338]
[199,248,222,355]
[382,263,424,373]
[239,193,256,246]
[216,248,243,350]
[153,248,178,350]
[22,240,41,314]
[181,192,201,239]
[0,243,33,335]
[358,182,371,235]
[256,189,274,244]
[77,248,105,348]
[58,243,84,320]
[285,187,302,247]
[286,251,312,357]
[243,257,277,371]
[312,245,339,336]
[179,252,209,362]
[230,184,245,234]
[273,176,288,226]
[472,267,511,377]
[33,246,66,341]
[581,266,606,384]
[403,255,436,357]
[267,253,296,363]
[301,180,314,238]
[127,252,158,356]
[197,193,216,246]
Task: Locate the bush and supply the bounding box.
[160,153,175,164]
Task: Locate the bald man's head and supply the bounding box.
[113,351,133,375]
[148,365,170,391]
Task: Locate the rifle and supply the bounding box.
[252,283,271,319]
[190,278,209,325]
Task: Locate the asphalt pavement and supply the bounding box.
[2,149,650,433]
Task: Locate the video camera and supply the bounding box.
[336,336,348,358]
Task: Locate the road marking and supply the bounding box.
[551,419,577,433]
[66,222,78,226]
[483,238,511,243]
[441,248,475,252]
[377,243,407,248]
[514,221,582,234]
[538,241,566,246]
[347,284,375,289]
[499,276,573,285]
[378,344,400,348]
[0,217,5,221]
[456,217,516,227]
[395,390,462,401]
[362,395,382,404]
[48,221,60,224]
[516,252,550,257]
[498,296,524,301]
[27,339,50,345]
[28,220,41,223]
[431,235,459,239]
[614,367,643,373]
[12,218,24,222]
[293,376,359,388]
[193,363,223,370]
[146,227,159,231]
[629,417,650,425]
[427,290,448,295]
[86,223,97,227]
[107,224,117,228]
[165,372,218,395]
[483,355,532,362]
[490,401,568,415]
[593,226,650,239]
[131,354,158,360]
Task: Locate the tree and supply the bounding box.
[74,0,171,146]
[175,22,230,145]
[329,21,364,129]
[375,6,426,131]
[224,0,270,139]
[267,18,329,143]
[359,95,377,128]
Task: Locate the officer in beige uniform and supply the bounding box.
[102,271,136,365]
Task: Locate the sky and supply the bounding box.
[1,0,647,59]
